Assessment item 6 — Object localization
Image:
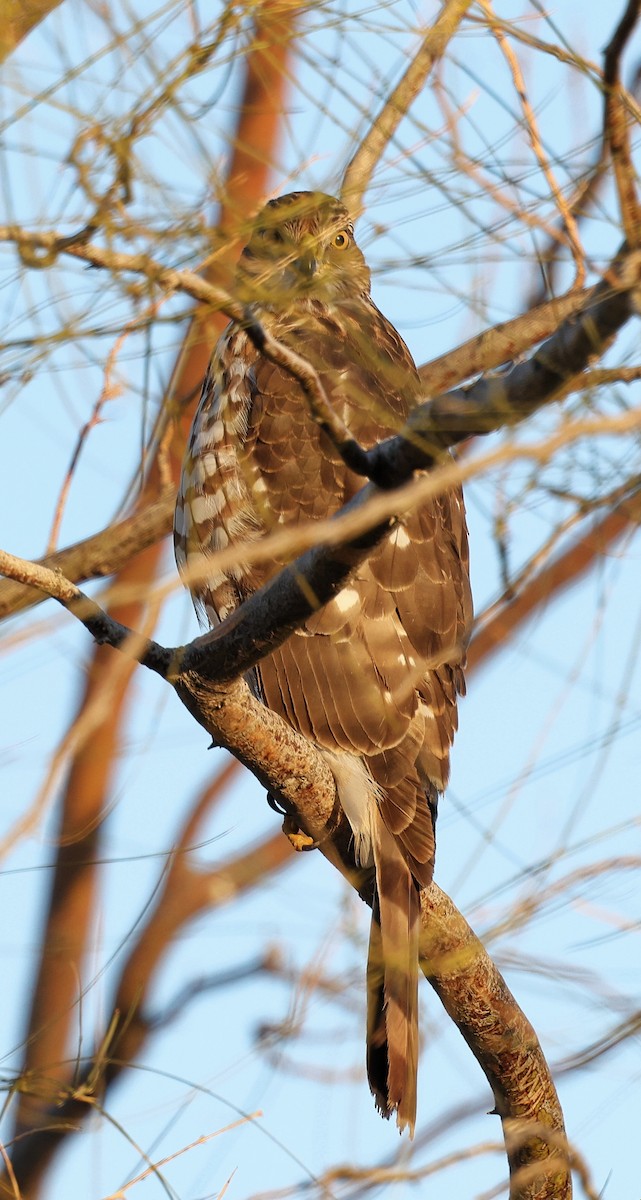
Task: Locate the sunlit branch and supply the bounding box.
[6,415,641,710]
[480,0,586,289]
[469,478,641,673]
[603,0,641,245]
[0,0,64,64]
[341,0,474,211]
[0,492,174,621]
[418,287,596,394]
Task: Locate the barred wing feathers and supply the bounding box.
[175,294,471,1135]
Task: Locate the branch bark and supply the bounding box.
[0,0,64,64]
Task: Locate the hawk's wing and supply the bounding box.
[240,302,471,878]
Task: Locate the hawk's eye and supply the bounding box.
[331,230,351,251]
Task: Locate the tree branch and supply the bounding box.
[419,287,597,395]
[341,0,474,211]
[603,0,641,246]
[0,493,175,621]
[0,0,64,64]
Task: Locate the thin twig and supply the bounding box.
[0,549,169,676]
[341,0,474,210]
[480,0,586,289]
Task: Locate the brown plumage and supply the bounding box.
[174,191,472,1133]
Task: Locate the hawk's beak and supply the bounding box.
[294,251,318,279]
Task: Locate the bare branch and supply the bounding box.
[366,247,640,482]
[419,287,597,395]
[603,0,641,245]
[0,0,64,64]
[0,494,174,621]
[341,0,474,211]
[469,481,641,674]
[480,0,586,290]
[421,889,571,1200]
[0,550,171,676]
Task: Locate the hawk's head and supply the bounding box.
[238,191,371,307]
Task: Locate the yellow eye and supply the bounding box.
[331,230,350,251]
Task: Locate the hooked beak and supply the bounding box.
[294,250,318,279]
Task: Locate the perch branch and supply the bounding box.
[419,286,596,395]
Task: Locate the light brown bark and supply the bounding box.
[0,0,64,64]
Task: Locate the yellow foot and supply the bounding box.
[283,814,315,852]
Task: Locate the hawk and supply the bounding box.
[174,191,472,1133]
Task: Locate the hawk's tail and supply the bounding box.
[367,815,419,1136]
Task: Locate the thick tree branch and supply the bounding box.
[420,889,571,1200]
[6,409,641,702]
[371,248,639,483]
[419,287,596,394]
[0,494,174,621]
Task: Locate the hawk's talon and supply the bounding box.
[266,791,287,816]
[282,814,315,852]
[282,793,343,852]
